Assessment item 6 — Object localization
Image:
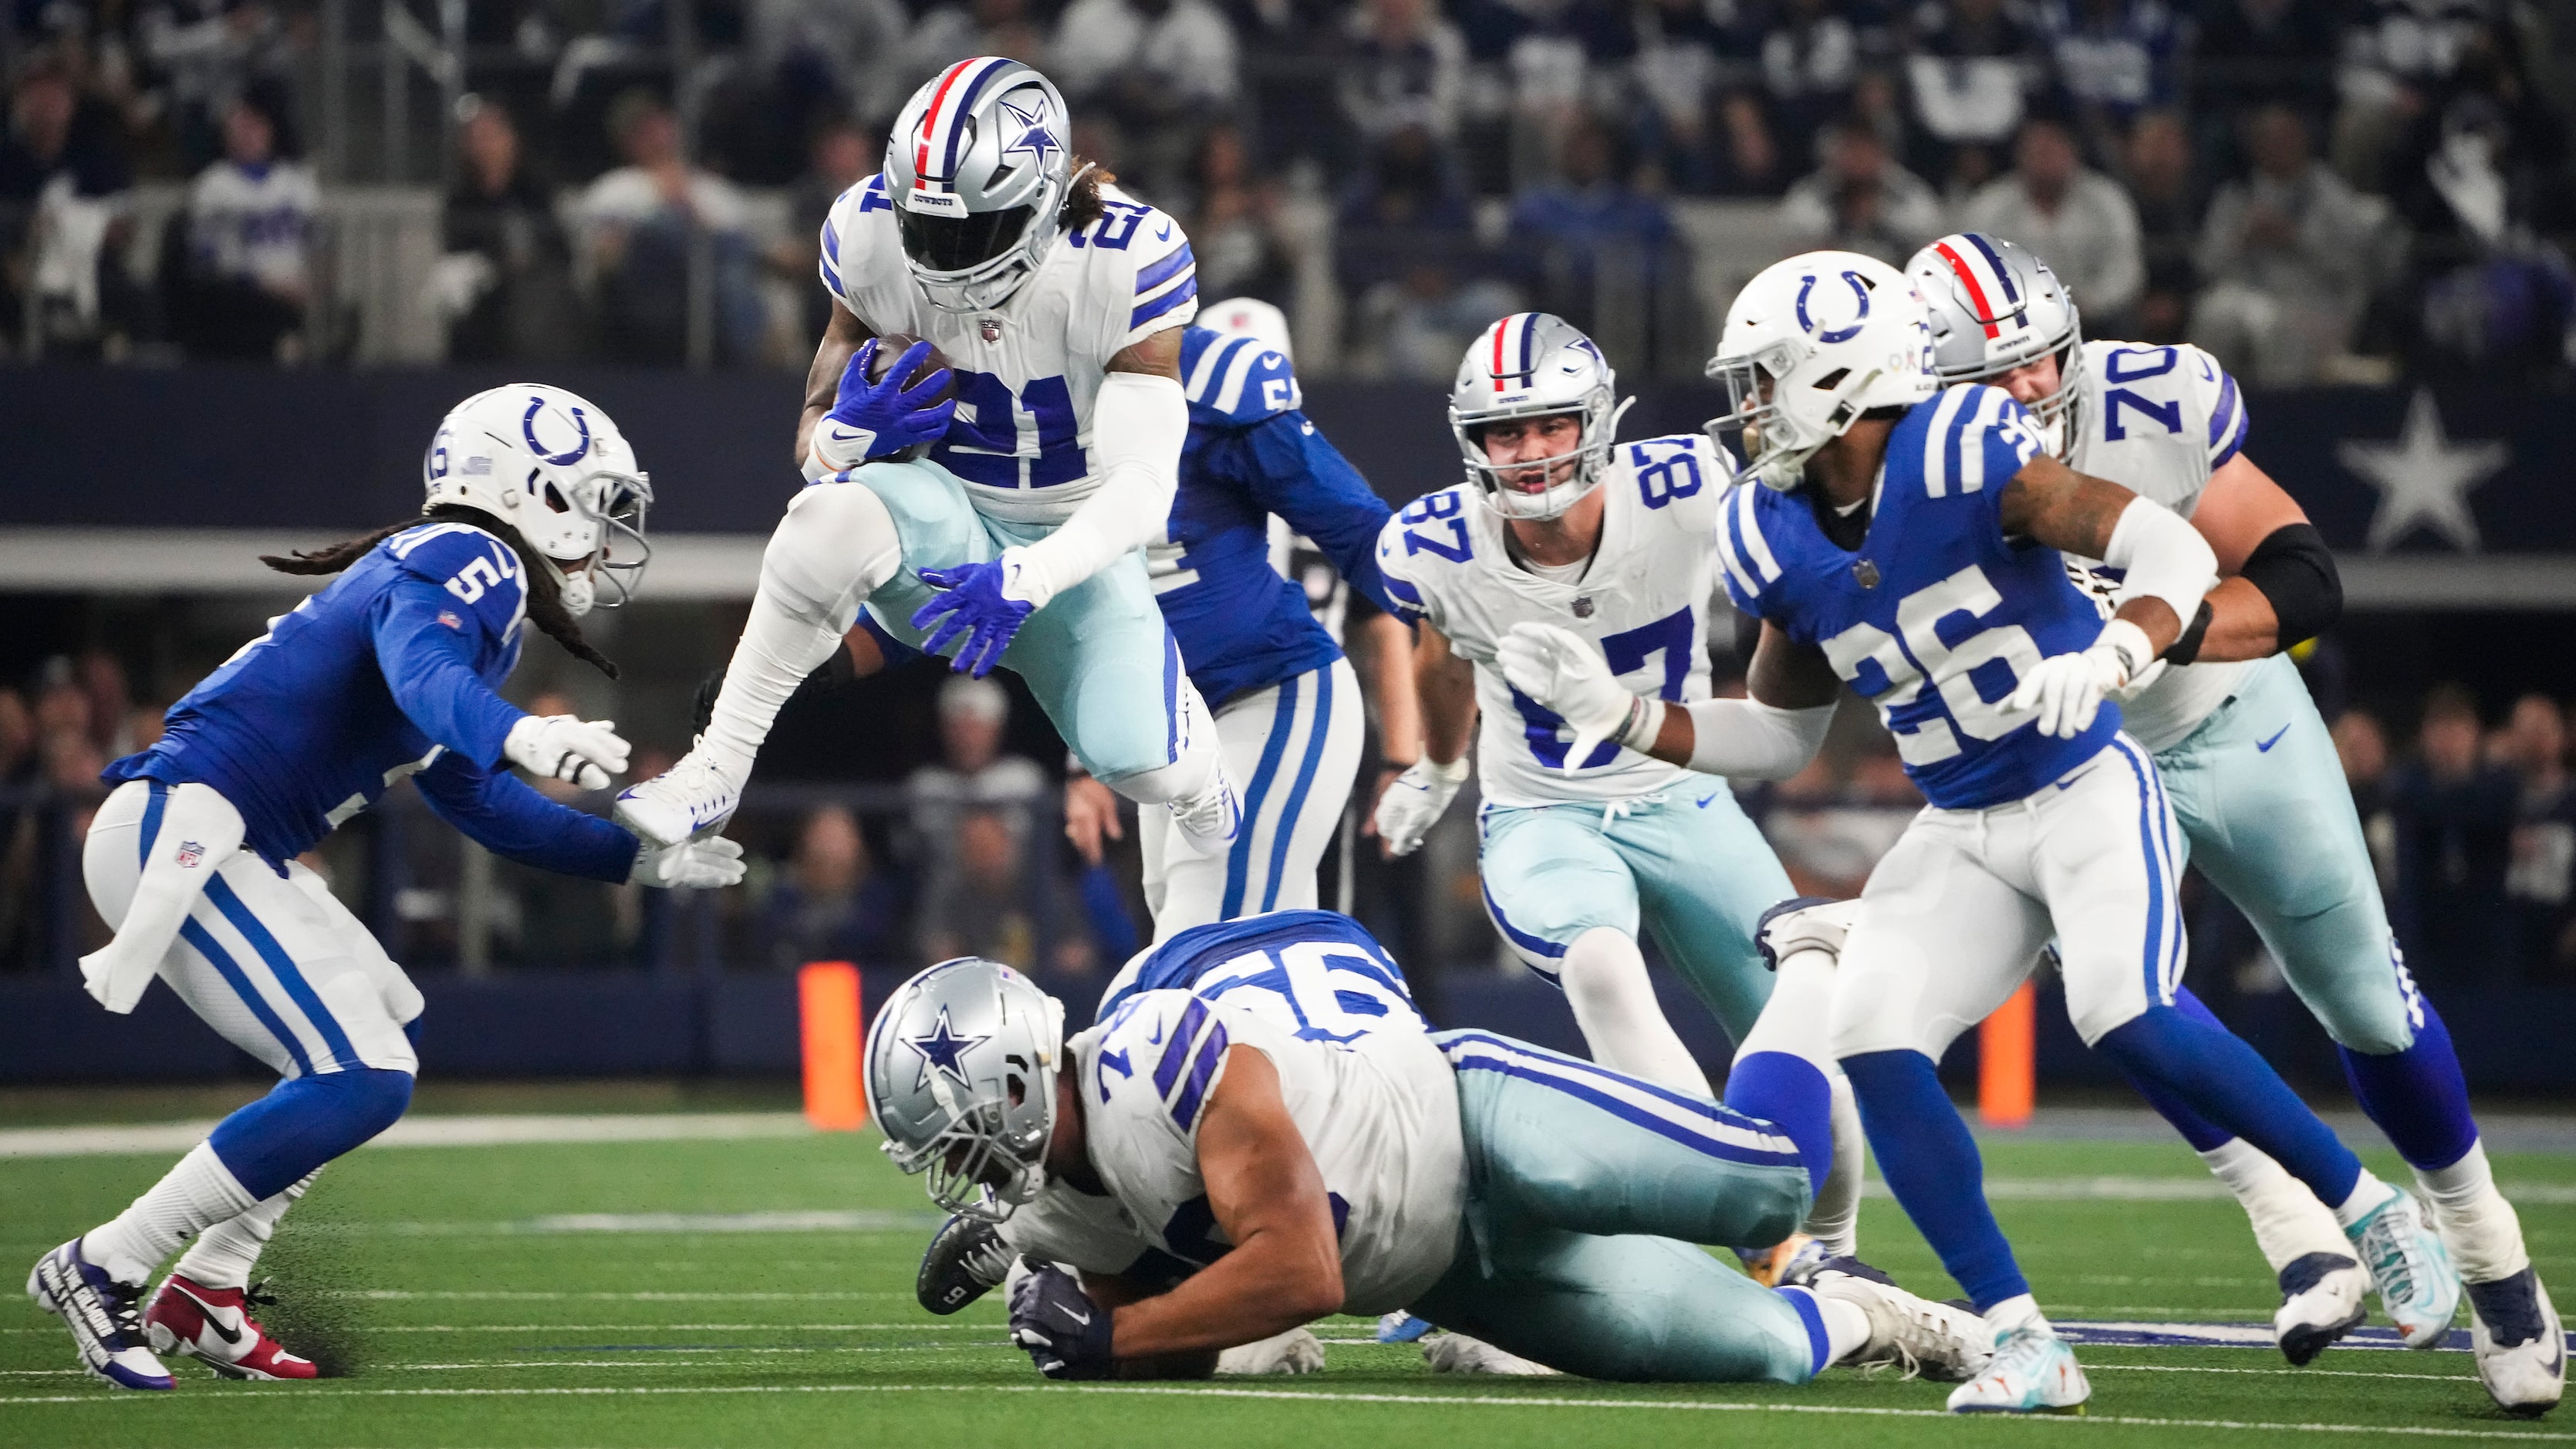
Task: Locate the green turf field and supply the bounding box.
[4,1093,2571,1447]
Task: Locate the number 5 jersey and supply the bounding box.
[1374,434,1737,808]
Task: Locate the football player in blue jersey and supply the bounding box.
[1500,252,2457,1414]
[26,386,744,1392]
[1907,232,2554,1413]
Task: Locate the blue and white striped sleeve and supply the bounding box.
[1096,991,1234,1139]
[1917,384,2044,502]
[2190,347,2250,470]
[1121,212,1199,349]
[1712,479,1782,617]
[1372,512,1432,626]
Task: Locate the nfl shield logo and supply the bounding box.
[1572,597,1595,618]
[1852,559,1881,589]
[980,318,1003,342]
[174,840,207,869]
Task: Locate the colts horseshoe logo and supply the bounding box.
[1794,271,1872,345]
[522,396,593,467]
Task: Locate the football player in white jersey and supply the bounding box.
[1368,312,1862,1275]
[1905,231,2557,1414]
[867,911,1989,1385]
[617,57,1236,856]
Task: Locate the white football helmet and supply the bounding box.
[1450,312,1632,521]
[423,383,651,612]
[1202,295,1295,363]
[865,957,1066,1221]
[883,57,1079,314]
[1907,232,2087,458]
[1706,252,1937,491]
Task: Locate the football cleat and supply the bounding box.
[2346,1186,2463,1348]
[2466,1268,2564,1417]
[1166,774,1241,857]
[1946,1322,2089,1414]
[1738,1234,1831,1288]
[917,1213,1013,1316]
[1811,1267,1991,1382]
[143,1275,316,1380]
[1214,1326,1325,1375]
[1423,1332,1558,1376]
[2274,1250,2367,1365]
[26,1238,174,1390]
[1376,1312,1434,1343]
[613,739,744,847]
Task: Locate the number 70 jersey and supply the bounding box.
[1375,434,1734,807]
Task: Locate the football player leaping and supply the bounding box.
[27,387,743,1390]
[617,57,1237,857]
[1904,231,2554,1414]
[1501,252,2458,1414]
[1369,312,1862,1277]
[868,910,1989,1385]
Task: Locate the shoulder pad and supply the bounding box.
[1091,990,1236,1137]
[1072,194,1197,343]
[383,523,528,621]
[1180,326,1300,427]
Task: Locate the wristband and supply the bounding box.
[2098,618,2155,681]
[2163,598,2215,666]
[1616,695,1667,752]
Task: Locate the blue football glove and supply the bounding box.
[1008,1261,1115,1380]
[912,553,1038,678]
[816,338,955,464]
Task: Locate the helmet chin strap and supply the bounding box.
[533,551,596,617]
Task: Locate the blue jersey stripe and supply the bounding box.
[1260,664,1334,913]
[1168,1020,1230,1130]
[1183,335,1247,402]
[1135,242,1196,296]
[1222,672,1299,919]
[139,779,169,867]
[206,875,363,1071]
[1153,996,1212,1099]
[1130,275,1197,331]
[180,917,316,1076]
[2112,739,2169,1007]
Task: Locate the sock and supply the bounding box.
[1801,1072,1863,1256]
[2329,1167,2396,1230]
[2095,1006,2362,1208]
[2198,1139,2351,1273]
[83,1142,258,1287]
[207,1068,414,1200]
[1843,1049,2030,1311]
[2339,998,2480,1173]
[1561,927,1709,1096]
[1985,1292,2047,1335]
[703,592,848,768]
[1725,941,1841,1200]
[1784,1286,1872,1368]
[171,1171,317,1290]
[2415,1141,2530,1283]
[2122,985,2237,1151]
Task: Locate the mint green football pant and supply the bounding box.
[1407,1031,1824,1383]
[2154,654,2420,1054]
[842,459,1197,788]
[1477,789,1797,1042]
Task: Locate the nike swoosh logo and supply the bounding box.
[1696,792,1719,809]
[1155,222,1172,241]
[177,1287,245,1346]
[1065,1306,1091,1326]
[1147,1018,1165,1045]
[2257,724,2291,752]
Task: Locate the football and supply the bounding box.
[864,332,956,462]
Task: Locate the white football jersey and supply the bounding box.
[1001,983,1464,1314]
[1376,434,1734,808]
[820,177,1199,525]
[2065,339,2253,753]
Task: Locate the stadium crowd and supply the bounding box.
[4,0,2574,379]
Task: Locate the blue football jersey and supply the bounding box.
[104,522,637,880]
[1717,384,2122,809]
[1097,908,1424,1035]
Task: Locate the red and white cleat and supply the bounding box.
[143,1275,317,1380]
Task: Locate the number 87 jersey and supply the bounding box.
[1374,434,1733,807]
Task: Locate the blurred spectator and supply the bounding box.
[2193,0,2340,130]
[77,651,133,758]
[1902,0,2041,195]
[758,804,905,969]
[578,90,764,366]
[2388,684,2517,990]
[2124,107,2201,339]
[905,0,1052,87]
[137,0,293,170]
[2189,103,2394,384]
[747,0,914,138]
[1780,118,1945,264]
[1184,121,1295,303]
[1342,0,1467,144]
[169,86,312,363]
[915,806,1094,974]
[1053,0,1240,191]
[1960,114,2144,329]
[779,117,880,343]
[2333,0,2495,187]
[2036,0,2183,158]
[1,56,143,358]
[1758,0,1889,166]
[1510,113,1676,306]
[437,98,581,364]
[1503,0,1637,189]
[2502,694,2574,980]
[2335,706,2399,893]
[1338,123,1514,377]
[906,676,1050,856]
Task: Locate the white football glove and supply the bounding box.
[1372,755,1470,857]
[1497,621,1661,773]
[504,714,631,789]
[630,833,747,890]
[1214,1326,1326,1376]
[2005,619,2155,739]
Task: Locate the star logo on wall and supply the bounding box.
[2338,388,2508,554]
[906,1008,987,1089]
[998,96,1062,174]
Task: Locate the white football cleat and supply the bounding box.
[1215,1326,1325,1375]
[2466,1268,2564,1417]
[2346,1185,2463,1349]
[1946,1322,2089,1414]
[1166,773,1240,857]
[2274,1250,2368,1365]
[1811,1265,1992,1383]
[1423,1332,1558,1376]
[614,740,744,848]
[27,1238,173,1391]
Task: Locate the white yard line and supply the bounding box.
[0,1113,813,1159]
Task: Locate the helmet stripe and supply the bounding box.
[1933,242,2004,339]
[1517,312,1538,379]
[917,56,1015,184]
[1963,232,2021,304]
[1489,315,1511,380]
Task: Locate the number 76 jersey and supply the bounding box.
[1375,434,1732,808]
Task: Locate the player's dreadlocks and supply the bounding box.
[1058,157,1113,234]
[259,505,620,679]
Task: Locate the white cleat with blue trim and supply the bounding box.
[1166,770,1241,857]
[2467,1268,2564,1416]
[2346,1185,2462,1349]
[614,738,744,848]
[1946,1322,2090,1414]
[27,1238,174,1391]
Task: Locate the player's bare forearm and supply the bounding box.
[2183,454,2311,662]
[1108,1048,1342,1360]
[1075,1275,1218,1379]
[1104,327,1185,380]
[2193,576,2281,662]
[1414,623,1477,766]
[796,302,873,468]
[1358,613,1421,767]
[2005,455,2183,652]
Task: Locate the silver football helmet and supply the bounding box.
[883,57,1079,314]
[865,957,1066,1221]
[423,383,652,613]
[1450,312,1632,521]
[1906,232,2087,458]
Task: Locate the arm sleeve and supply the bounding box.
[2102,495,2221,628]
[1234,412,1399,616]
[1679,697,1836,779]
[413,751,642,883]
[370,576,526,768]
[1011,371,1187,603]
[1372,512,1433,627]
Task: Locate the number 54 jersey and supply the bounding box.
[1374,435,1734,808]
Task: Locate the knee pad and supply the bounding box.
[208,1067,415,1200]
[762,481,903,626]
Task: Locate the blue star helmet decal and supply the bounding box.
[906,1006,990,1089]
[998,93,1062,174]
